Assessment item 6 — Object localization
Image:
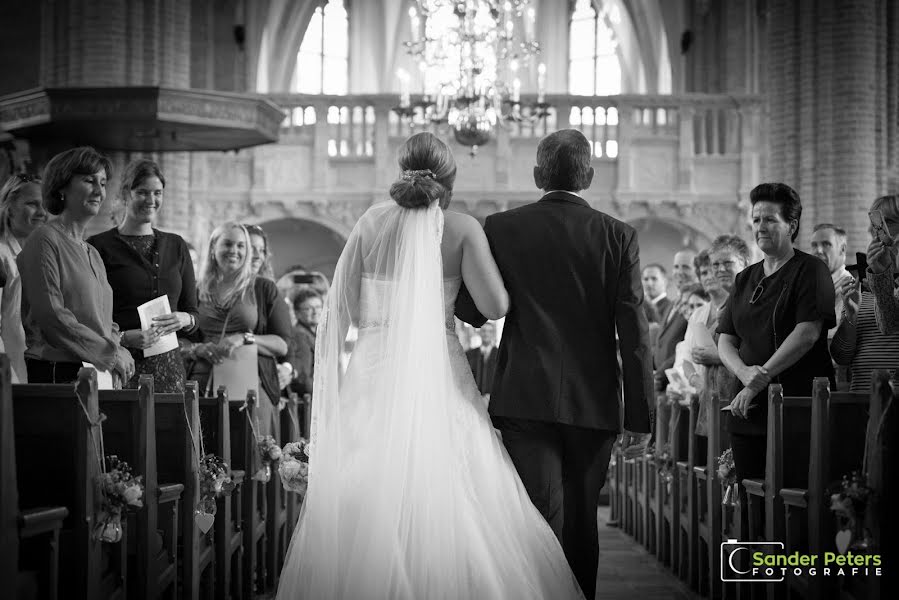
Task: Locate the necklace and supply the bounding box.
[51,219,86,247]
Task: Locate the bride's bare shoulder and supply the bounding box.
[443,210,481,237]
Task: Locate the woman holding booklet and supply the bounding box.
[88,159,199,392]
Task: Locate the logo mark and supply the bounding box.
[721,539,785,582]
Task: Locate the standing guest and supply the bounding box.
[810,223,852,337]
[465,321,498,396]
[0,173,48,382]
[831,197,899,391]
[246,224,276,281]
[285,287,323,398]
[689,237,751,434]
[88,159,198,393]
[717,183,835,487]
[17,147,134,384]
[194,222,290,433]
[671,248,698,294]
[652,256,691,394]
[863,195,899,334]
[642,263,670,323]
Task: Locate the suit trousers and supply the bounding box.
[492,417,617,600]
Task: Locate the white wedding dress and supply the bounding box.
[276,201,583,599]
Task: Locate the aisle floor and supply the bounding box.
[596,506,703,600]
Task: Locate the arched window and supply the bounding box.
[568,0,622,96]
[293,0,349,94]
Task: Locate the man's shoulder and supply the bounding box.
[487,199,634,232]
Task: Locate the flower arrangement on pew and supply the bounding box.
[657,449,674,495]
[93,455,144,543]
[717,448,738,507]
[279,439,311,497]
[829,470,873,554]
[195,453,236,534]
[254,434,283,482]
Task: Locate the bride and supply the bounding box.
[276,132,584,599]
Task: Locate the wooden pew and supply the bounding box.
[866,370,895,600]
[659,396,689,573]
[778,378,868,599]
[2,355,69,600]
[229,391,267,597]
[675,393,700,586]
[199,386,245,600]
[281,394,304,536]
[99,377,183,600]
[155,381,215,598]
[693,390,730,599]
[13,368,125,599]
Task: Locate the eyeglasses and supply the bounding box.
[750,280,766,304]
[711,260,737,271]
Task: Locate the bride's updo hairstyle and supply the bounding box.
[389,132,457,209]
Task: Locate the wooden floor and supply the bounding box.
[596,506,703,600]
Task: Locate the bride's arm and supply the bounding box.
[460,215,509,320]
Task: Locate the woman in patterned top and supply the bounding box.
[832,195,899,390]
[88,159,199,393]
[865,195,899,336]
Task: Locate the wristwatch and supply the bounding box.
[243,332,256,345]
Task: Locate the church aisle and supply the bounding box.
[596,507,703,600]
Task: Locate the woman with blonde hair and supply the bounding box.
[865,194,899,333]
[276,132,582,599]
[0,173,48,381]
[192,221,290,432]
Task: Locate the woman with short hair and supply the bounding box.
[17,147,134,384]
[717,183,835,485]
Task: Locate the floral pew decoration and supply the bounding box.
[93,455,145,543]
[278,439,310,497]
[195,454,236,534]
[829,470,873,554]
[717,448,738,507]
[254,435,282,482]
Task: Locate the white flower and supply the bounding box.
[270,446,283,461]
[123,484,143,507]
[279,459,302,480]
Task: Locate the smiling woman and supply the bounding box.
[16,147,134,385]
[87,159,199,393]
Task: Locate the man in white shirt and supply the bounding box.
[810,223,852,338]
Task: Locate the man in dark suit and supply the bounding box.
[465,321,498,395]
[455,129,653,599]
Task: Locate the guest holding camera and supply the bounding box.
[717,183,835,483]
[18,147,134,384]
[865,195,899,335]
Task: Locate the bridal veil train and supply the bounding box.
[276,135,583,600]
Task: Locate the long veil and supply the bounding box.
[277,199,583,599]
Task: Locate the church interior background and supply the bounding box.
[1,0,897,300]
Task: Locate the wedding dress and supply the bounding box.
[276,201,583,599]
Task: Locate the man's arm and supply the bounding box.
[615,229,653,433]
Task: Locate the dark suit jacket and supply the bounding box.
[649,296,673,325]
[652,311,688,390]
[455,191,652,433]
[465,346,497,394]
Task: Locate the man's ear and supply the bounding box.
[533,166,544,191]
[583,166,595,190]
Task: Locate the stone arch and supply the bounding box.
[626,215,713,271]
[242,216,347,283]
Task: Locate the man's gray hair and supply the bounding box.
[535,129,593,192]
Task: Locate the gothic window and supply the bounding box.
[568,0,621,96]
[293,0,349,94]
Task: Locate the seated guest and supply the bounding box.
[286,287,323,398]
[864,195,899,334]
[466,321,498,397]
[810,223,852,338]
[718,183,835,486]
[18,147,134,384]
[831,197,899,391]
[0,173,47,382]
[88,159,198,393]
[193,222,290,433]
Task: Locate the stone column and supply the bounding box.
[38,0,193,239]
[764,0,896,254]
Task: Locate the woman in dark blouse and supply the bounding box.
[88,159,198,392]
[717,183,835,484]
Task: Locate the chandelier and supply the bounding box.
[393,0,548,155]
